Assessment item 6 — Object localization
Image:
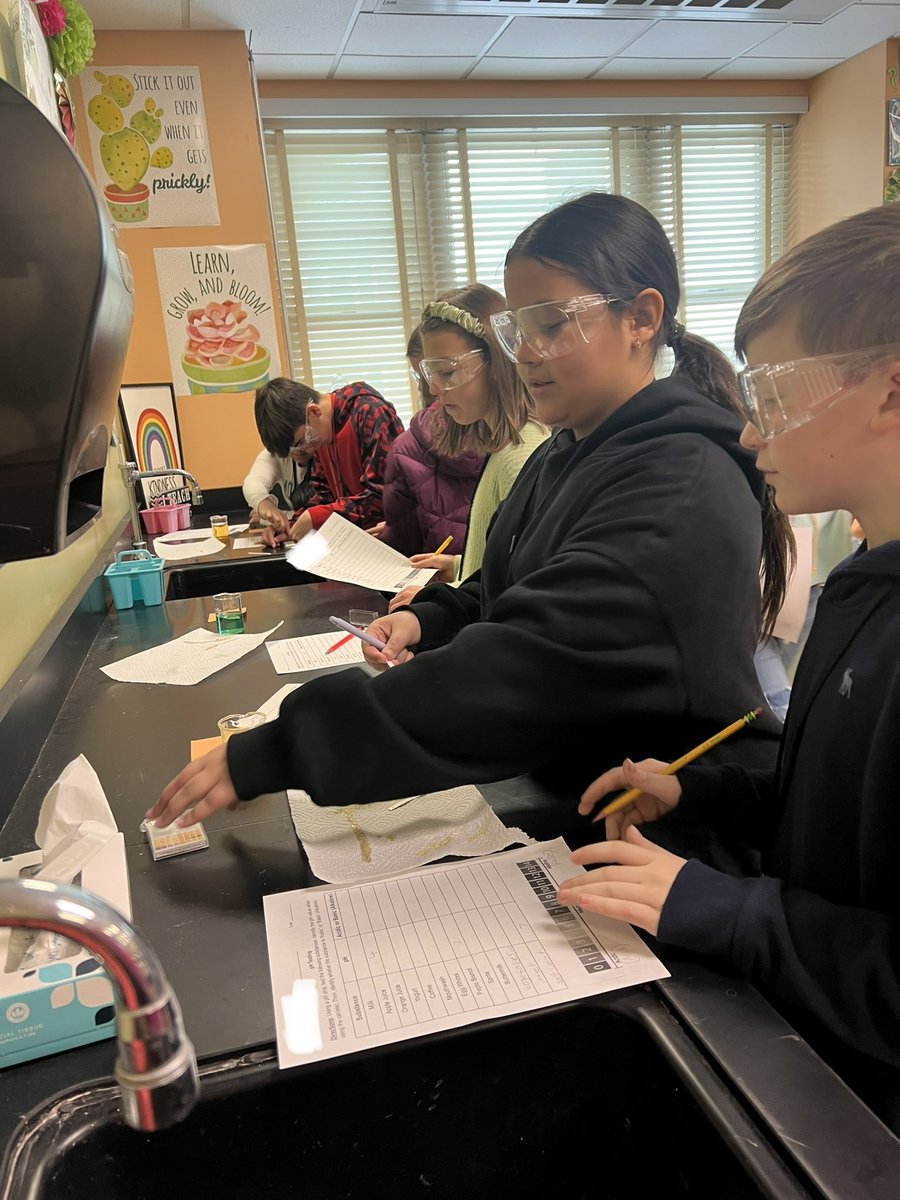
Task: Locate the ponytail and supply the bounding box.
[670,328,743,421]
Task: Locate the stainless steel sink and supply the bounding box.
[0,1000,807,1200]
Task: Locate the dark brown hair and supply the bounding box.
[736,205,900,359]
[254,377,318,458]
[505,191,792,636]
[420,283,539,457]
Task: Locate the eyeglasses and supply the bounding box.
[738,344,900,440]
[490,293,622,363]
[408,365,422,384]
[419,349,487,393]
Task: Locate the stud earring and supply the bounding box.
[632,337,643,350]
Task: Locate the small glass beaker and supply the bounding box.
[210,514,229,540]
[218,712,266,743]
[213,592,244,634]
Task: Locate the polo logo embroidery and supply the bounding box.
[839,667,854,698]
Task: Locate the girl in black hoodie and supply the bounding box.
[151,194,790,867]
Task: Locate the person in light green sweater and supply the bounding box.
[389,283,549,610]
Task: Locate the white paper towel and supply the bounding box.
[101,623,282,686]
[287,785,534,884]
[153,531,226,562]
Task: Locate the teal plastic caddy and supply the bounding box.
[104,549,164,609]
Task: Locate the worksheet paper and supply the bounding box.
[264,838,668,1069]
[286,513,436,593]
[233,534,266,550]
[267,631,365,674]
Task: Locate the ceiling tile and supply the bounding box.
[252,55,334,79]
[83,0,184,30]
[469,56,601,79]
[746,4,900,58]
[188,0,359,55]
[596,57,728,79]
[334,56,474,79]
[621,18,786,59]
[344,13,506,57]
[489,16,651,58]
[711,57,843,79]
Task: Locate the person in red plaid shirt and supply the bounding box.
[256,378,404,545]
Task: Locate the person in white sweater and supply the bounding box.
[241,435,313,535]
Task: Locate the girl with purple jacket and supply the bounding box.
[376,329,485,557]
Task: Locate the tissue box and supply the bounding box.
[0,835,132,1067]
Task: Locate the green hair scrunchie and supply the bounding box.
[48,0,95,78]
[421,301,485,340]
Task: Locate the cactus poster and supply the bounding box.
[154,244,281,397]
[83,66,219,228]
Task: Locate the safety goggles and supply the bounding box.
[490,293,622,363]
[737,344,900,440]
[288,424,317,457]
[419,349,487,393]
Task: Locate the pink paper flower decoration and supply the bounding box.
[37,0,67,37]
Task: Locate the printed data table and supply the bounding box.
[264,839,668,1067]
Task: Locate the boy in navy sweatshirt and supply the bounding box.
[562,205,900,1133]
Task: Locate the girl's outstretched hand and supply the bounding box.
[579,756,682,840]
[557,827,687,937]
[147,743,240,829]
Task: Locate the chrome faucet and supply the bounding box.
[120,461,204,549]
[0,878,199,1132]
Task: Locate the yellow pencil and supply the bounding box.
[434,535,453,555]
[593,706,763,822]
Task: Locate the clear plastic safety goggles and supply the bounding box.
[738,344,900,440]
[419,348,487,393]
[490,293,622,363]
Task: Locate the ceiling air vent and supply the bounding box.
[369,0,849,20]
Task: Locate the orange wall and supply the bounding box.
[72,31,283,490]
[791,43,887,243]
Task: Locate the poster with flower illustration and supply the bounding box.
[154,244,282,396]
[82,65,219,227]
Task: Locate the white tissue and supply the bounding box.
[3,756,118,972]
[287,785,534,884]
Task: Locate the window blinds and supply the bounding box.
[265,121,793,424]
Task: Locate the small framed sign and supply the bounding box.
[118,383,190,507]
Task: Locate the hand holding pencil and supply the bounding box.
[578,708,763,836]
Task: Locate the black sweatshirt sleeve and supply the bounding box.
[227,546,675,807]
[659,859,900,1067]
[675,763,780,851]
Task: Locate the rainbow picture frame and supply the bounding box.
[118,383,189,508]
